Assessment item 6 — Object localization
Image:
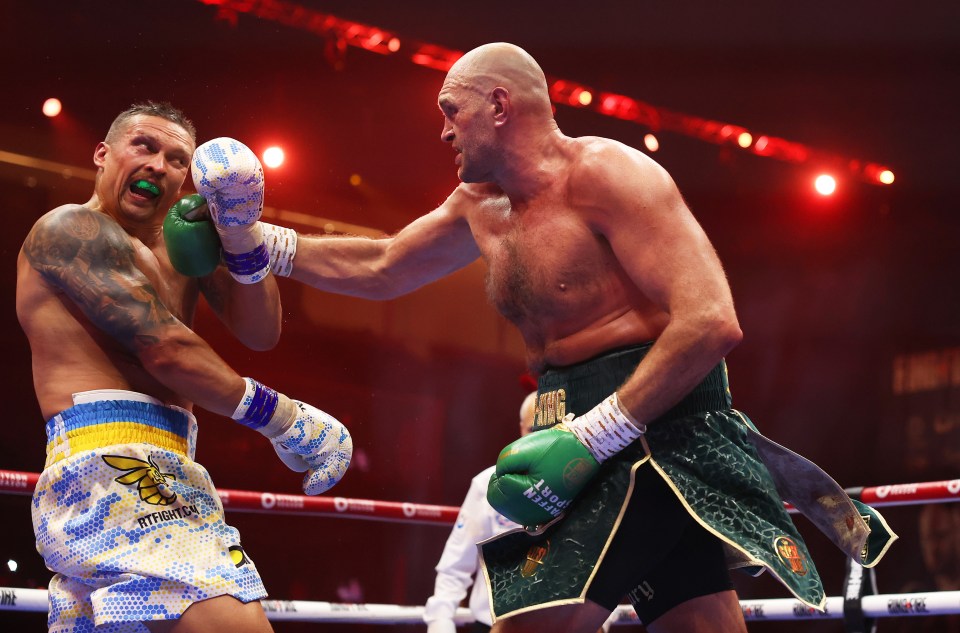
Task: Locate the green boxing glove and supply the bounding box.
[487,427,600,528]
[163,194,222,277]
[487,393,645,528]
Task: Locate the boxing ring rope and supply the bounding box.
[2,470,959,625]
[2,585,958,623]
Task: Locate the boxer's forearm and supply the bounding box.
[201,268,282,351]
[222,276,281,350]
[135,322,248,417]
[286,204,481,300]
[616,312,742,426]
[289,234,418,300]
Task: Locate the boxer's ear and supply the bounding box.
[492,87,510,126]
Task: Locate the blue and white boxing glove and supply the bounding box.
[192,137,269,284]
[231,378,352,495]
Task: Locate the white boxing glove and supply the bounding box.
[192,137,268,283]
[271,400,353,495]
[232,378,353,495]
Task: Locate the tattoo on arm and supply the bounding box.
[22,206,178,352]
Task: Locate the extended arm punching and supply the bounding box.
[285,186,484,299]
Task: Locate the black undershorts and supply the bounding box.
[585,459,734,624]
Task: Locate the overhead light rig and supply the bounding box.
[197,0,894,186]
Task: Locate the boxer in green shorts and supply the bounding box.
[250,42,899,632]
[482,344,896,626]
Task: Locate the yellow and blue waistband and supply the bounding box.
[45,399,194,468]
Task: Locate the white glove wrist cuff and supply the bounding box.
[260,222,298,277]
[218,222,264,255]
[567,392,645,462]
[221,237,271,284]
[231,378,295,437]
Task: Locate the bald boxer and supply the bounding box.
[17,102,351,632]
[197,43,894,632]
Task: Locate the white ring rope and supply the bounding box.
[1,587,958,623]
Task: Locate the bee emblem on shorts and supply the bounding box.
[103,455,178,506]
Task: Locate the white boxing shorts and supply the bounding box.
[32,390,266,632]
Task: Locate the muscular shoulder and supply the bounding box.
[566,137,680,220]
[569,137,668,194]
[22,204,133,281]
[26,204,127,250]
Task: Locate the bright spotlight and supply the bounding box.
[643,134,659,152]
[737,132,753,148]
[878,170,895,185]
[577,90,593,106]
[262,146,284,169]
[349,174,362,187]
[7,559,17,573]
[387,38,401,52]
[814,174,837,196]
[43,98,62,118]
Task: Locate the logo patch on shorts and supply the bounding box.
[534,390,566,430]
[229,545,251,568]
[103,454,177,506]
[520,540,550,578]
[774,536,808,575]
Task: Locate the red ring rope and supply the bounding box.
[1,470,957,524]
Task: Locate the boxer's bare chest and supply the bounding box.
[469,191,626,335]
[131,239,195,324]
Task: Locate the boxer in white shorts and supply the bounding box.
[35,391,267,631]
[18,102,352,631]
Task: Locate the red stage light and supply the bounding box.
[42,98,62,118]
[262,146,285,169]
[754,135,769,154]
[864,163,896,185]
[814,174,837,196]
[643,134,659,152]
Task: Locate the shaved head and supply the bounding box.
[446,43,553,119]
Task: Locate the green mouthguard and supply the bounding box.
[134,180,160,196]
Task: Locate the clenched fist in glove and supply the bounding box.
[232,378,352,495]
[487,393,644,527]
[163,193,221,277]
[191,137,270,284]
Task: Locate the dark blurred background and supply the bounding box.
[1,1,958,631]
